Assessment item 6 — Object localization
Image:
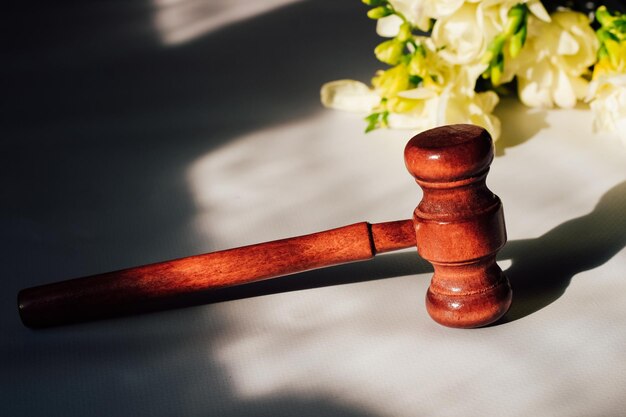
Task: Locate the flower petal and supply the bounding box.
[320,80,379,112]
[427,0,465,19]
[556,31,579,56]
[518,77,554,108]
[588,74,626,146]
[476,90,500,113]
[552,69,578,108]
[397,87,438,99]
[376,15,403,38]
[527,0,551,22]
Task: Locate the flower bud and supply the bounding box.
[397,22,413,42]
[372,65,410,96]
[595,6,616,28]
[386,96,419,113]
[367,6,392,19]
[509,24,527,58]
[490,59,504,86]
[481,51,494,65]
[375,39,404,65]
[408,52,426,76]
[505,4,527,36]
[597,28,618,44]
[592,56,613,79]
[487,35,506,60]
[604,39,624,69]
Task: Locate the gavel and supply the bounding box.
[18,124,512,328]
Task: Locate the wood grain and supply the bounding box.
[405,124,512,328]
[18,220,415,327]
[18,123,512,329]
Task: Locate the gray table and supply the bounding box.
[3,2,626,416]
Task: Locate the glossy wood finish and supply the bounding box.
[19,123,512,329]
[18,220,416,327]
[405,124,512,328]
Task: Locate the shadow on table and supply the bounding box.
[2,0,382,287]
[200,180,626,325]
[494,98,549,157]
[499,180,626,322]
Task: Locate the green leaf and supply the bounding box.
[365,113,381,133]
[364,111,389,133]
[381,111,389,128]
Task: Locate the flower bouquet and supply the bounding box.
[321,0,626,144]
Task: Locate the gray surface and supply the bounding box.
[3,2,626,416]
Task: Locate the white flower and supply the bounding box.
[377,0,551,68]
[511,11,598,108]
[376,0,479,37]
[385,98,440,130]
[321,25,502,139]
[320,62,500,140]
[427,0,468,19]
[320,80,380,113]
[481,0,550,23]
[442,91,500,141]
[382,88,500,140]
[437,89,501,139]
[376,0,432,36]
[431,2,495,65]
[321,30,500,140]
[587,74,626,146]
[430,0,550,66]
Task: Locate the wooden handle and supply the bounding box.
[405,124,512,328]
[18,220,415,327]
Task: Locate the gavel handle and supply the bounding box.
[18,219,415,328]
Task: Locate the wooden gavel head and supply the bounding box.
[404,124,512,328]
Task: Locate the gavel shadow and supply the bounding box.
[82,181,626,326]
[186,181,624,324]
[497,180,626,323]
